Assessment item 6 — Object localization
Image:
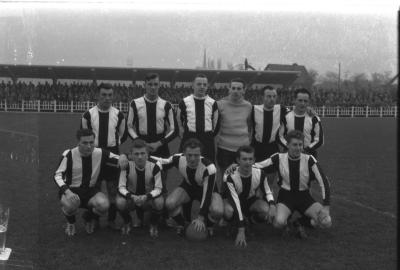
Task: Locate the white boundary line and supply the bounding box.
[333,194,397,219]
[0,128,38,139]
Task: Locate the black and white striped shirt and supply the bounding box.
[154,153,217,217]
[127,96,177,144]
[81,106,126,152]
[256,153,330,205]
[178,94,219,135]
[252,104,288,144]
[279,111,324,152]
[54,147,119,194]
[118,158,162,200]
[223,167,274,227]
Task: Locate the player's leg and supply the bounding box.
[147,196,164,238]
[152,144,171,224]
[115,194,135,234]
[216,148,237,192]
[104,167,119,229]
[60,190,81,236]
[165,186,191,233]
[273,203,292,229]
[249,199,270,223]
[85,191,110,234]
[206,192,224,235]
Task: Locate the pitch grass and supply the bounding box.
[0,113,397,270]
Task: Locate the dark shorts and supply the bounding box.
[252,141,279,162]
[59,186,101,209]
[150,143,170,158]
[216,147,237,169]
[179,181,203,202]
[103,146,120,183]
[304,149,318,158]
[277,189,316,214]
[180,132,215,162]
[226,196,259,218]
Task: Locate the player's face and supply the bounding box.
[287,138,303,159]
[193,77,208,98]
[229,82,245,101]
[145,77,160,99]
[184,147,201,168]
[131,147,148,168]
[237,151,254,171]
[98,88,114,110]
[294,93,310,114]
[264,89,277,109]
[78,135,95,157]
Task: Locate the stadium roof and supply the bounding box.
[0,64,300,86]
[265,63,309,85]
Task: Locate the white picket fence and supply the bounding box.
[0,100,397,118]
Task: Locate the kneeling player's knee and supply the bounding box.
[94,196,110,214]
[165,196,177,211]
[61,197,79,215]
[210,204,223,219]
[62,202,79,216]
[224,203,234,219]
[273,216,287,229]
[153,197,164,211]
[115,195,127,211]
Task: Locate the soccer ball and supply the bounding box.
[185,223,208,241]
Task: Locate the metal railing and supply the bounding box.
[0,100,397,118]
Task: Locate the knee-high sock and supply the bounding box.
[182,201,192,222]
[150,210,162,225]
[120,210,132,224]
[108,203,117,222]
[172,213,185,227]
[64,214,76,224]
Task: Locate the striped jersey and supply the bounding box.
[127,96,177,144]
[178,94,219,134]
[252,104,288,144]
[81,105,126,151]
[118,158,162,200]
[223,167,274,227]
[154,153,217,217]
[54,147,119,193]
[279,111,324,152]
[256,153,330,205]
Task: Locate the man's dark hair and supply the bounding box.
[193,73,208,81]
[236,145,255,160]
[262,85,276,95]
[76,129,95,140]
[230,78,246,88]
[285,130,304,144]
[132,139,148,151]
[145,73,159,82]
[294,88,311,98]
[97,83,113,92]
[182,138,203,152]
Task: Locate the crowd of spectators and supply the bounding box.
[0,80,397,107]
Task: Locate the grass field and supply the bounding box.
[0,112,397,270]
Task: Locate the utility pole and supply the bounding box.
[338,62,341,91]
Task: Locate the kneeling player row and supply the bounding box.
[54,129,332,246]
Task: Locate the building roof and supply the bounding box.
[264,63,309,84]
[0,64,300,86]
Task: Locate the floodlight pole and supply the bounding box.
[338,62,341,92]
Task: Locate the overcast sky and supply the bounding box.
[0,0,398,76]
